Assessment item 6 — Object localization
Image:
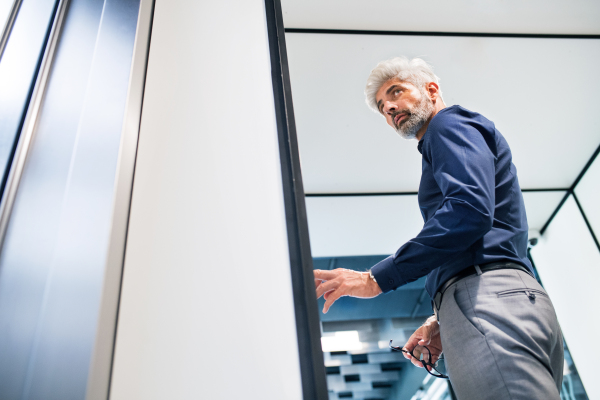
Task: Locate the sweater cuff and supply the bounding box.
[370,255,405,293]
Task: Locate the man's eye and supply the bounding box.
[394,89,401,95]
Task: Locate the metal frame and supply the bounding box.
[305,188,569,197]
[85,0,155,398]
[285,28,600,40]
[0,0,67,253]
[572,193,600,252]
[264,0,329,398]
[540,141,600,241]
[0,0,23,61]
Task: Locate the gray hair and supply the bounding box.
[364,57,442,112]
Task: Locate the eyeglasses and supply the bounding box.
[389,340,449,379]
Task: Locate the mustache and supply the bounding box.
[391,110,411,126]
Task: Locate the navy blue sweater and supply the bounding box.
[371,105,533,298]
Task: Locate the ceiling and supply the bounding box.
[284,25,600,261]
[281,0,600,34]
[287,33,600,193]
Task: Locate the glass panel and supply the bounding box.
[0,0,140,397]
[0,0,57,197]
[530,195,599,399]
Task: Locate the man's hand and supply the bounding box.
[314,269,382,313]
[403,316,443,370]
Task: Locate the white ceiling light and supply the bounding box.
[321,330,363,352]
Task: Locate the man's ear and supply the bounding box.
[426,82,440,101]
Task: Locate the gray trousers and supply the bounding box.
[437,268,564,400]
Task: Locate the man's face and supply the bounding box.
[375,79,434,139]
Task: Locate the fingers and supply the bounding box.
[417,329,432,346]
[314,269,339,280]
[405,321,435,354]
[403,324,433,366]
[314,269,346,313]
[322,287,345,313]
[313,268,380,313]
[418,323,433,346]
[316,279,341,299]
[314,269,342,299]
[410,346,423,368]
[403,329,423,353]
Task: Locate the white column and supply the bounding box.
[109,1,303,398]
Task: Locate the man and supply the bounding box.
[314,57,564,399]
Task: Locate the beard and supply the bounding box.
[392,93,435,140]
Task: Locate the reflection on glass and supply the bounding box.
[0,0,57,196]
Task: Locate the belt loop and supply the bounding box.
[474,264,482,276]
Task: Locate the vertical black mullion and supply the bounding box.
[263,0,328,399]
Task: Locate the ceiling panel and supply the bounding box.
[522,191,566,231]
[287,33,600,193]
[305,195,423,257]
[281,0,600,34]
[306,192,564,257]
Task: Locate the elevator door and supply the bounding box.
[0,0,142,398]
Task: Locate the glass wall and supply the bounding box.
[531,171,600,400]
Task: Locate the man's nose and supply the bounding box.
[383,101,396,114]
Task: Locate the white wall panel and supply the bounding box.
[575,155,600,238]
[281,0,600,34]
[306,196,423,257]
[287,33,600,193]
[109,1,302,399]
[530,196,600,399]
